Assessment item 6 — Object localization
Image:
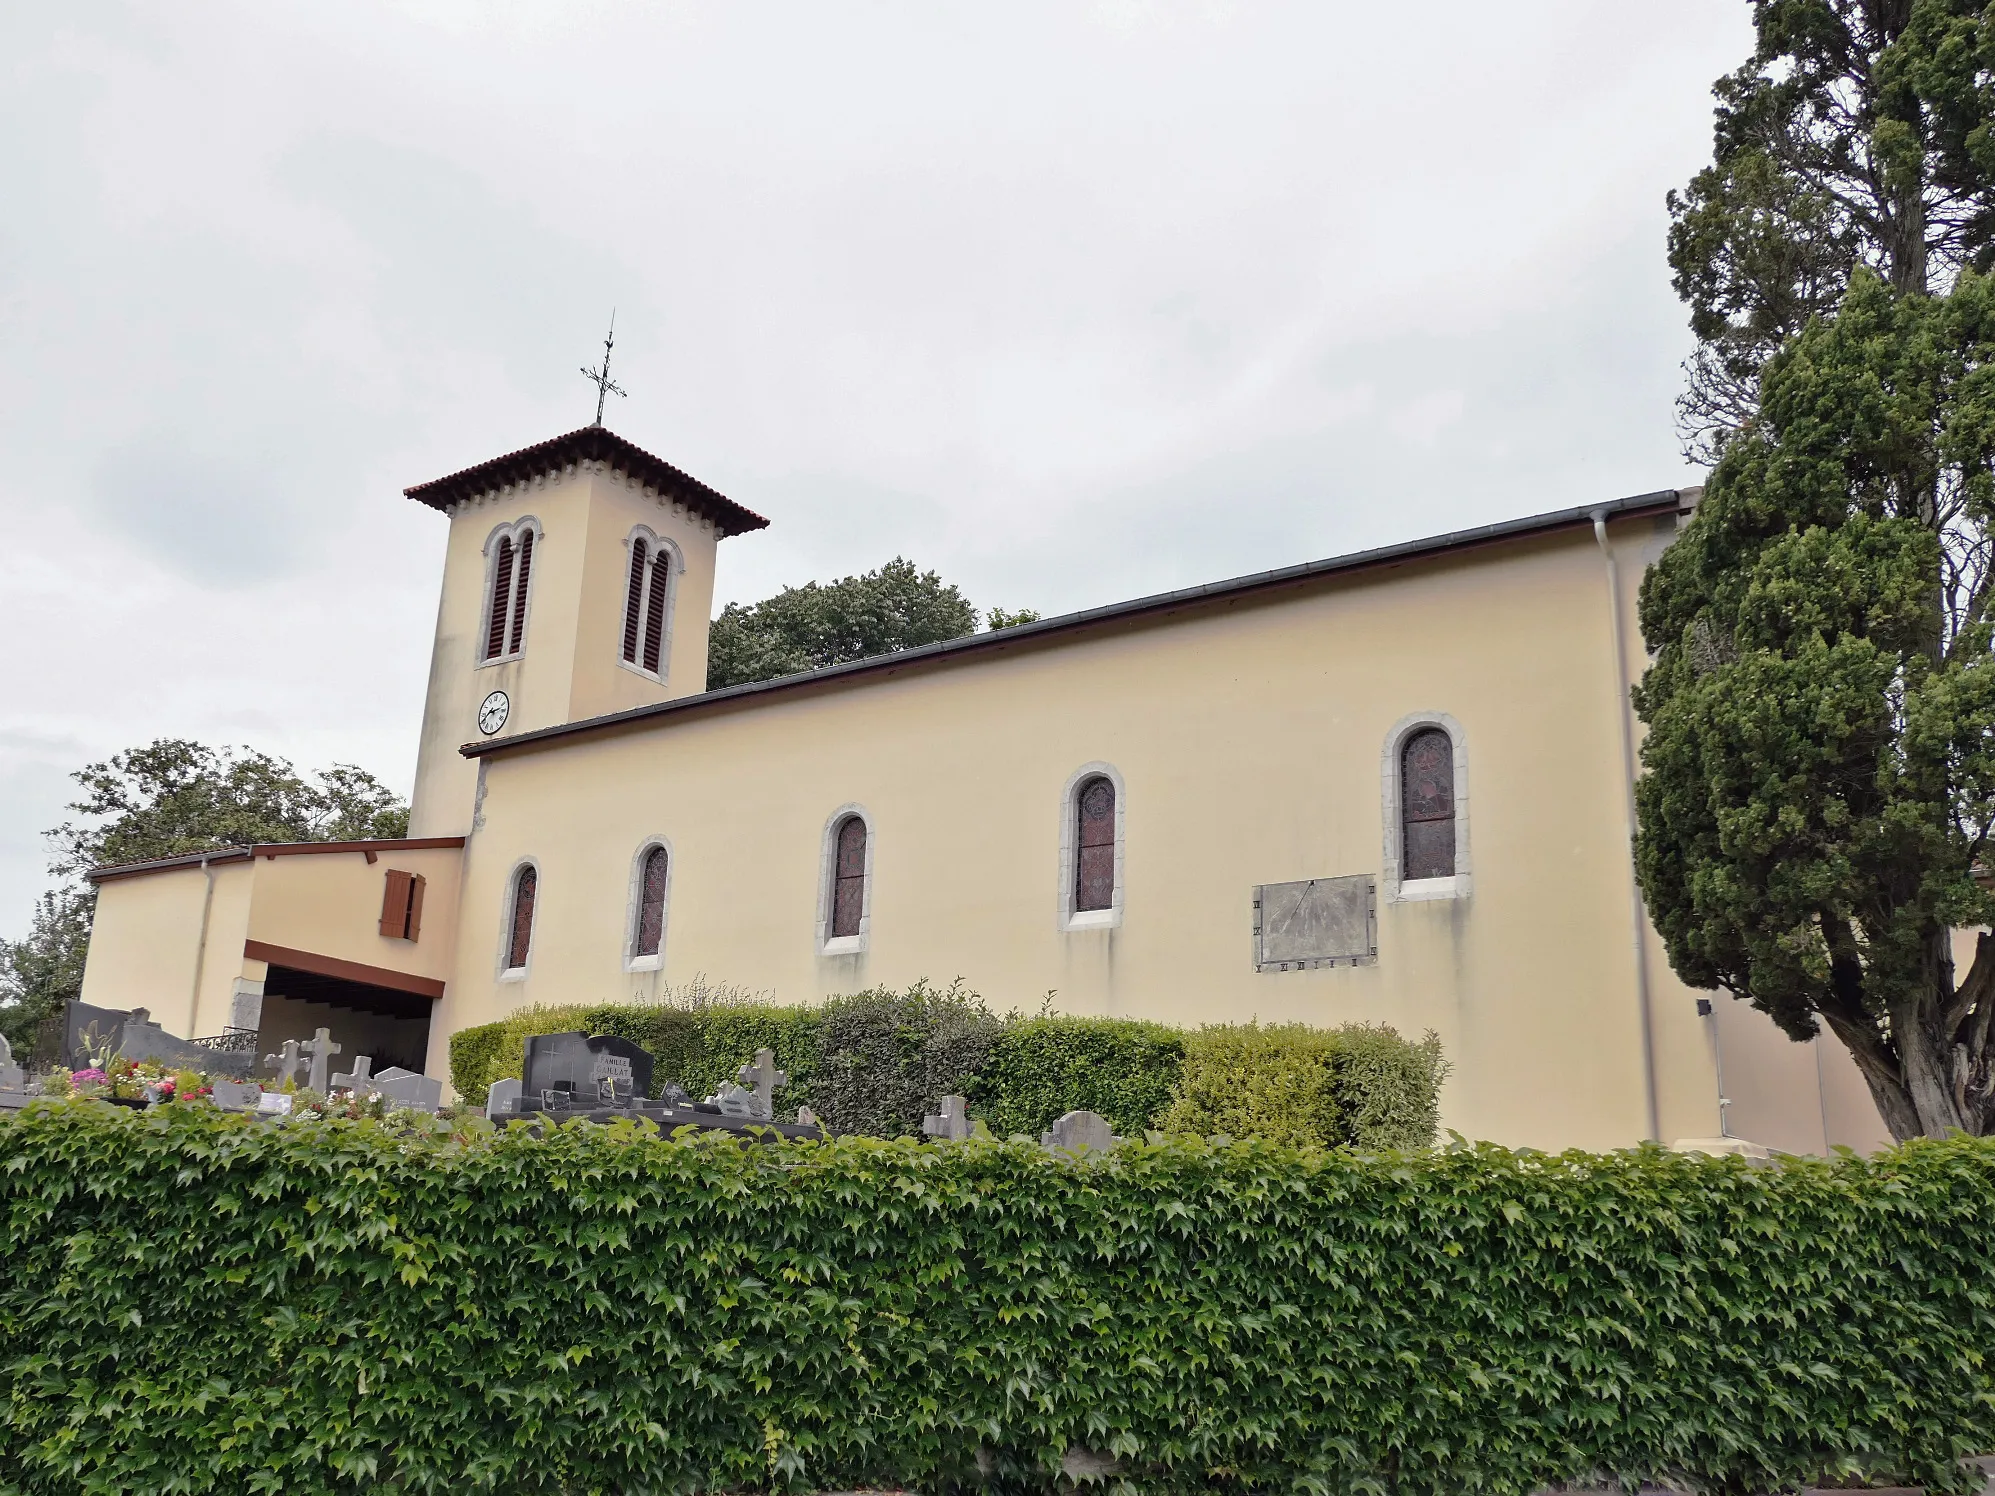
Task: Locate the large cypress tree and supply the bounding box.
[1640,1,1995,1139]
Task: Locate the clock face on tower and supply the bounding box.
[477,690,511,737]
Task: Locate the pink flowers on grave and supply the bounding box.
[71,1068,108,1084]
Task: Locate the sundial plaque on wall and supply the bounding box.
[1251,875,1377,972]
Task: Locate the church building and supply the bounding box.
[78,424,1894,1154]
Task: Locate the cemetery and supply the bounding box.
[0,993,1992,1494]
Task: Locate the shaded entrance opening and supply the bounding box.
[258,964,434,1076]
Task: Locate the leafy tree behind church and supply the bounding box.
[1637,0,1995,1140]
[707,557,1039,689]
[0,740,408,1051]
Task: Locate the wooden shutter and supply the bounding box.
[485,538,514,660]
[405,873,426,943]
[830,818,867,938]
[379,868,413,938]
[641,556,668,674]
[1401,729,1456,880]
[507,530,534,655]
[1074,777,1116,911]
[622,540,648,663]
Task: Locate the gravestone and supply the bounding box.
[330,1056,376,1095]
[209,1080,263,1113]
[922,1094,972,1141]
[485,1078,523,1117]
[264,1040,307,1089]
[522,1032,655,1107]
[1041,1109,1117,1157]
[301,1029,341,1094]
[256,1091,294,1116]
[709,1048,785,1121]
[0,1031,30,1108]
[62,999,130,1069]
[373,1066,442,1114]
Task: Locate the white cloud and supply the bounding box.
[0,0,1749,935]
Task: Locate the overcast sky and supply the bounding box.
[0,0,1748,938]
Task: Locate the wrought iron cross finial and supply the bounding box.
[580,311,627,427]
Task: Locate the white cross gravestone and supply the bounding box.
[922,1094,973,1141]
[0,1031,24,1092]
[485,1078,522,1118]
[301,1029,341,1094]
[331,1056,375,1096]
[264,1040,307,1089]
[737,1048,786,1120]
[1041,1109,1117,1158]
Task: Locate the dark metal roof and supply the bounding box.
[90,837,466,885]
[404,426,770,537]
[462,487,1689,761]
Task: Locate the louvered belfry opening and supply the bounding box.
[829,817,867,939]
[1400,728,1457,881]
[633,846,668,958]
[506,866,537,971]
[1074,776,1116,912]
[640,556,669,674]
[621,538,672,677]
[485,538,515,660]
[506,530,533,655]
[621,539,649,664]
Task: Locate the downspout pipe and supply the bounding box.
[1592,509,1662,1143]
[188,853,218,1035]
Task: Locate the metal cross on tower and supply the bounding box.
[580,312,627,426]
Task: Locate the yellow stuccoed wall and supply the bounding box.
[425,510,1885,1153]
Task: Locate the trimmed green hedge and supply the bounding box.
[450,992,1445,1148]
[3,1104,1993,1495]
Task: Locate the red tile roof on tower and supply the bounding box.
[404,425,769,537]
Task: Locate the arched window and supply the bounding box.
[1400,728,1456,881]
[631,845,668,961]
[829,816,867,940]
[619,529,677,679]
[483,522,538,663]
[1074,776,1116,912]
[504,864,537,972]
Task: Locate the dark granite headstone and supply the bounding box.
[64,1001,256,1078]
[522,1032,655,1106]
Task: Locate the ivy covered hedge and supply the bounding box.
[4,1104,1994,1495]
[449,986,1447,1148]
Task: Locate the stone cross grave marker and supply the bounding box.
[0,1031,23,1091]
[737,1048,786,1120]
[485,1078,523,1117]
[301,1029,341,1094]
[331,1056,375,1095]
[1041,1109,1117,1158]
[922,1094,972,1141]
[264,1040,307,1089]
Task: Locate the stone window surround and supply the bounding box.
[816,804,875,955]
[1380,711,1471,902]
[476,516,544,669]
[1057,762,1127,931]
[616,525,684,686]
[498,857,540,982]
[622,836,674,973]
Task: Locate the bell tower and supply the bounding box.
[402,427,769,837]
